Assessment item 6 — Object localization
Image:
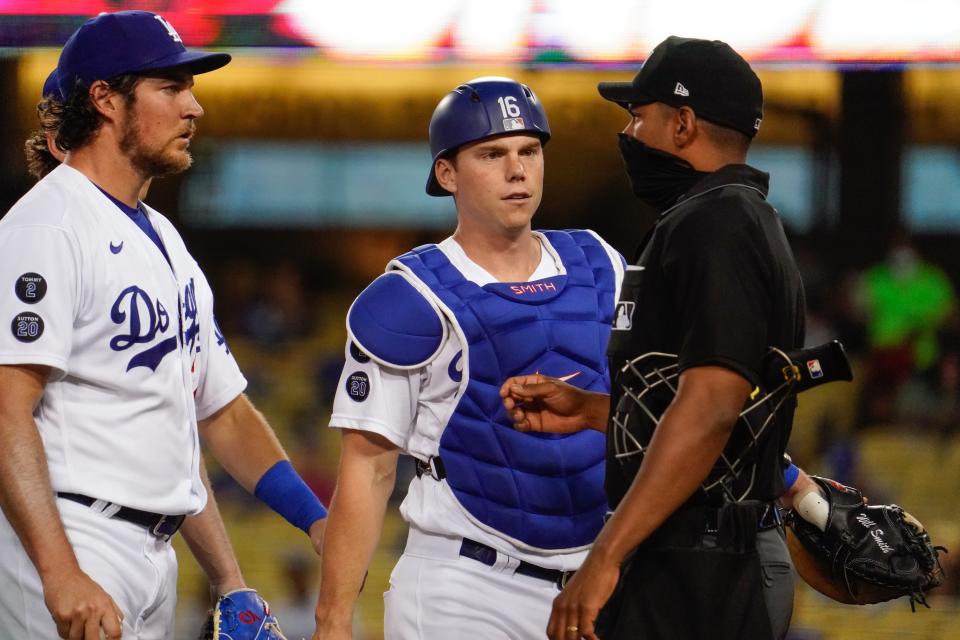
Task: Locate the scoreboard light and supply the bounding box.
[454,0,532,61]
[275,0,456,60]
[537,0,644,61]
[812,0,960,61]
[2,0,960,62]
[639,0,820,55]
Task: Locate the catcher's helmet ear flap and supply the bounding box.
[426,76,551,197]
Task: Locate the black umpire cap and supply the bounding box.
[598,36,763,138]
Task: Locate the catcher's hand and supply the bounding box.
[786,476,946,609]
[198,588,287,640]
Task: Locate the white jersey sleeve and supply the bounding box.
[329,338,421,449]
[0,222,81,376]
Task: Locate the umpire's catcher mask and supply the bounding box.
[610,341,852,503]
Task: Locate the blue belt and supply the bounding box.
[458,538,576,589]
[57,492,185,542]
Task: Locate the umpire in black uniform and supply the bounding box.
[501,36,804,640]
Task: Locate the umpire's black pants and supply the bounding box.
[596,509,794,640]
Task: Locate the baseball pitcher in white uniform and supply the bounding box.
[18,65,275,640]
[0,11,327,639]
[313,78,625,639]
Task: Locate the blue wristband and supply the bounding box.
[254,460,327,534]
[783,463,800,491]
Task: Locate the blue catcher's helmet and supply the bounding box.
[426,76,551,196]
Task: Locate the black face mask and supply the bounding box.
[617,133,708,212]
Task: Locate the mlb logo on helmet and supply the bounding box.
[806,359,823,379]
[503,117,526,131]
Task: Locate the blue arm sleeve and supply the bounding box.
[254,460,327,533]
[783,463,800,492]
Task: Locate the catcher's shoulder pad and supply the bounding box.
[212,588,286,639]
[347,270,446,370]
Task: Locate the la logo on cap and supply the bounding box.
[153,14,182,43]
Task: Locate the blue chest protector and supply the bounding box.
[396,230,617,550]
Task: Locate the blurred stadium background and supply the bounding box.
[2,1,960,638]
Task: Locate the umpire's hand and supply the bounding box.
[499,374,610,434]
[547,550,619,640]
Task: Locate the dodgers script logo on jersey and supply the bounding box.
[109,277,227,373]
[183,278,200,355]
[109,285,178,372]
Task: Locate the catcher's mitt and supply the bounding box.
[199,588,287,640]
[786,476,946,609]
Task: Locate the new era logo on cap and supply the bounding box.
[674,82,689,97]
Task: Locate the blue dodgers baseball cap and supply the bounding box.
[42,69,58,99]
[56,10,231,100]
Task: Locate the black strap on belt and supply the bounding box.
[57,492,185,542]
[414,456,446,480]
[645,500,782,551]
[459,538,575,589]
[696,501,782,533]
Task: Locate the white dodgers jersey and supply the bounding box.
[0,164,246,516]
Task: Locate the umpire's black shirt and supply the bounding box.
[605,163,805,509]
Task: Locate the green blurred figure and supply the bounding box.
[856,232,957,425]
[861,232,956,372]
